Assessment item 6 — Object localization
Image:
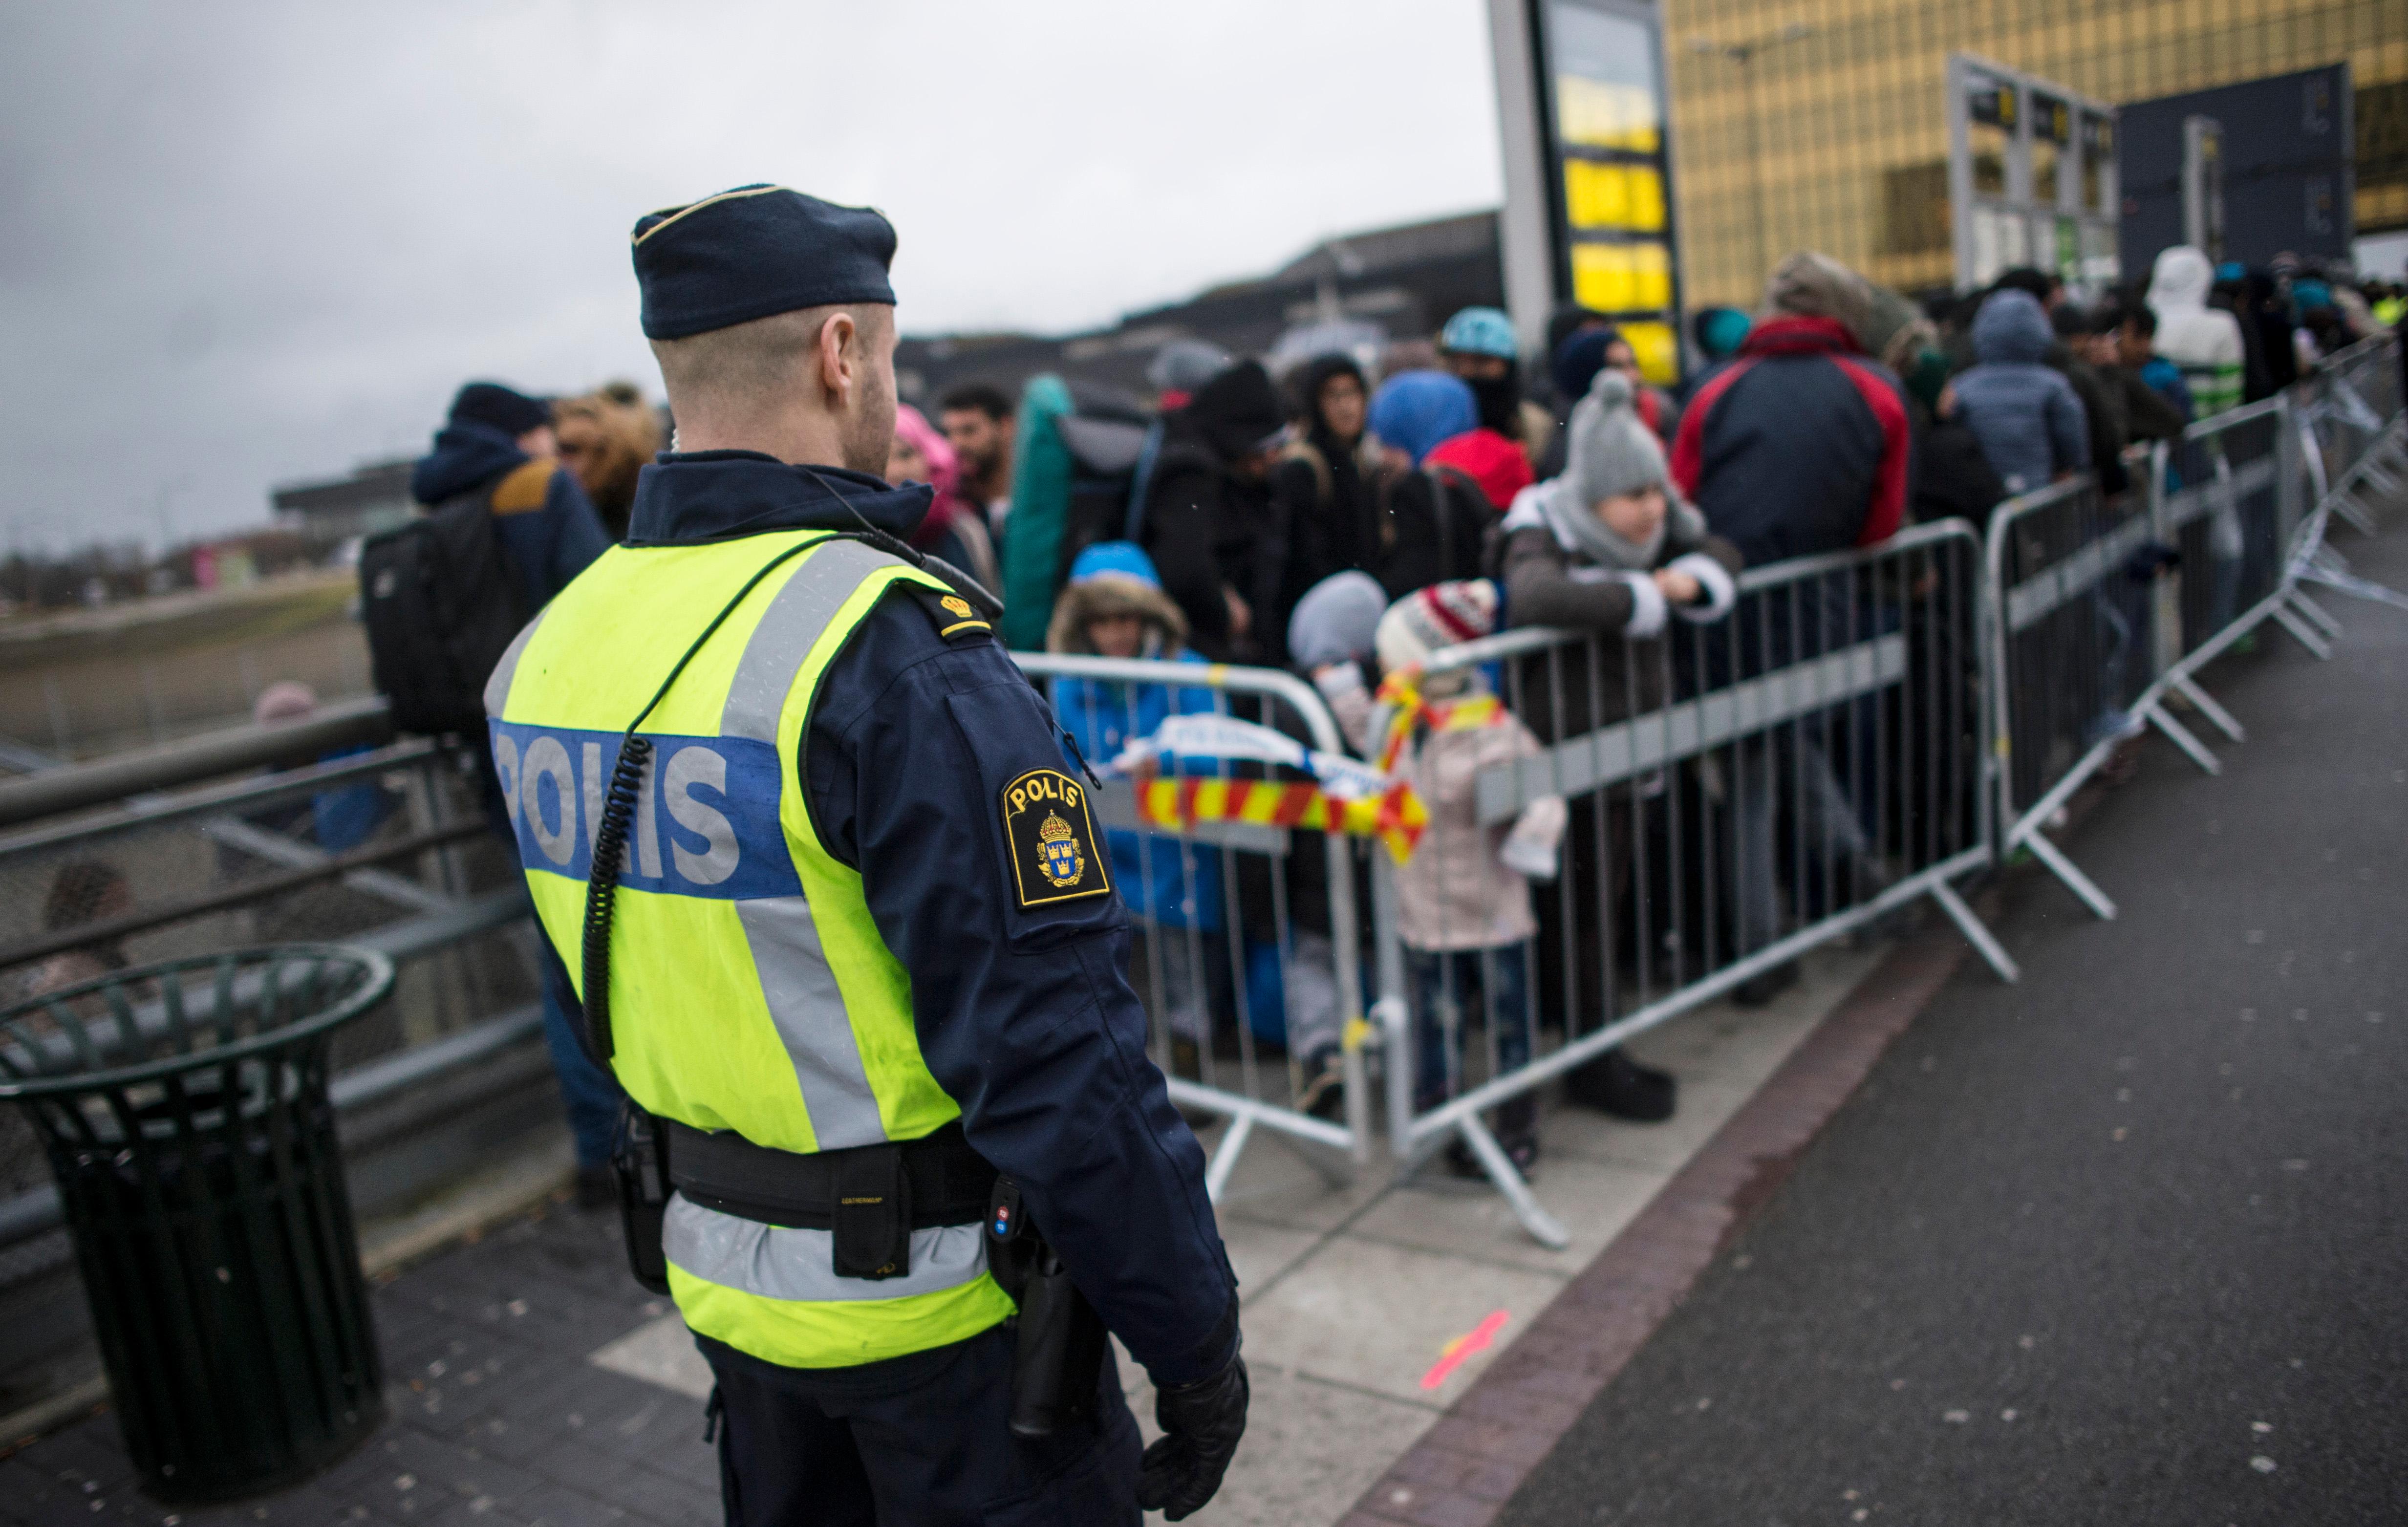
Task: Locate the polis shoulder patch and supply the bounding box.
[490,459,557,515]
[905,582,991,641]
[1000,768,1110,908]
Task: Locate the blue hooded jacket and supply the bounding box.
[411,419,611,611]
[1953,289,2091,496]
[1044,543,1224,932]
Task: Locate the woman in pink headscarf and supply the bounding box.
[888,403,1000,594]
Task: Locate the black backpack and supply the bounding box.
[358,490,532,736]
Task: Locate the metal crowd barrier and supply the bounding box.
[0,710,545,1275]
[1982,472,2166,915]
[1370,521,2015,1247]
[1012,653,1376,1199]
[2300,336,2407,539]
[1987,333,2406,915]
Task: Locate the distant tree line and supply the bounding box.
[0,530,319,612]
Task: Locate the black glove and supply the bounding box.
[1135,1351,1249,1520]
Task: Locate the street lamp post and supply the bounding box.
[1690,24,1814,288]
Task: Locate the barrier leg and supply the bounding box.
[1375,996,1416,1164]
[2021,827,2118,920]
[2288,589,2345,639]
[1341,1030,1374,1168]
[1454,1114,1569,1250]
[2167,672,2243,742]
[2142,699,2221,776]
[2331,492,2379,536]
[2269,602,2334,659]
[1264,1125,1355,1190]
[1202,1112,1254,1204]
[1928,881,2019,984]
[2300,554,2408,613]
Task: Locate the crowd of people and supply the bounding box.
[353,244,2396,1193]
[904,244,2402,1171]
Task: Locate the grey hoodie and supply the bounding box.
[1953,289,2090,495]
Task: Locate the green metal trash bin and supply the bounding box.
[0,945,396,1504]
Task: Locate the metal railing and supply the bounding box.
[1986,334,2405,916]
[0,703,545,1269]
[1372,522,2016,1247]
[0,694,394,828]
[1011,652,1377,1199]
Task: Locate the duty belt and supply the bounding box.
[660,1118,997,1282]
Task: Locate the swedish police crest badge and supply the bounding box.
[1001,769,1111,908]
[1036,812,1084,887]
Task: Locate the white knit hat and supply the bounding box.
[1375,580,1500,676]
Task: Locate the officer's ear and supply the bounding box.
[815,310,859,402]
[815,306,893,409]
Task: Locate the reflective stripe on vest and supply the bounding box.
[489,530,1012,1368]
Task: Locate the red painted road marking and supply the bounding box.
[1420,1310,1510,1390]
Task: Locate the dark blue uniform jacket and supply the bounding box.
[626,451,1238,1388]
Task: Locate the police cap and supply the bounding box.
[631,184,897,341]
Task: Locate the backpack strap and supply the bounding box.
[1121,420,1168,543]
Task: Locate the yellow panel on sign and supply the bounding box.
[1570,241,1672,314]
[1617,321,1679,387]
[1554,76,1660,152]
[1562,161,1666,232]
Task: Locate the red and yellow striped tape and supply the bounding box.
[1134,776,1428,862]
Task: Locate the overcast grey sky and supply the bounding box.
[0,1,1502,553]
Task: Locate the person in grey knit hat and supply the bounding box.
[1502,370,1736,638]
[1492,367,1745,1122]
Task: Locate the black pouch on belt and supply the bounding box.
[1010,1245,1107,1439]
[832,1144,912,1280]
[612,1103,672,1296]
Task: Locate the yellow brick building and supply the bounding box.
[1659,0,2408,307]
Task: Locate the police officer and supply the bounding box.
[484,185,1247,1523]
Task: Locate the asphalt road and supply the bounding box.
[1503,521,2408,1527]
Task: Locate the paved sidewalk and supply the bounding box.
[0,942,1881,1527]
[1494,527,2408,1523]
[0,1198,710,1527]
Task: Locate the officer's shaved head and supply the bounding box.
[650,302,895,475]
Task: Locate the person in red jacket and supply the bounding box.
[1669,252,1911,566]
[1668,254,1909,1007]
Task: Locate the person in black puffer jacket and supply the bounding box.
[1139,360,1289,663]
[1270,354,1380,648]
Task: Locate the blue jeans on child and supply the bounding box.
[1409,943,1532,1114]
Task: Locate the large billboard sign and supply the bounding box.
[1489,0,1683,383]
[2117,65,2354,276]
[1947,53,2120,294]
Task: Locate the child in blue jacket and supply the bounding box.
[1046,542,1229,1053]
